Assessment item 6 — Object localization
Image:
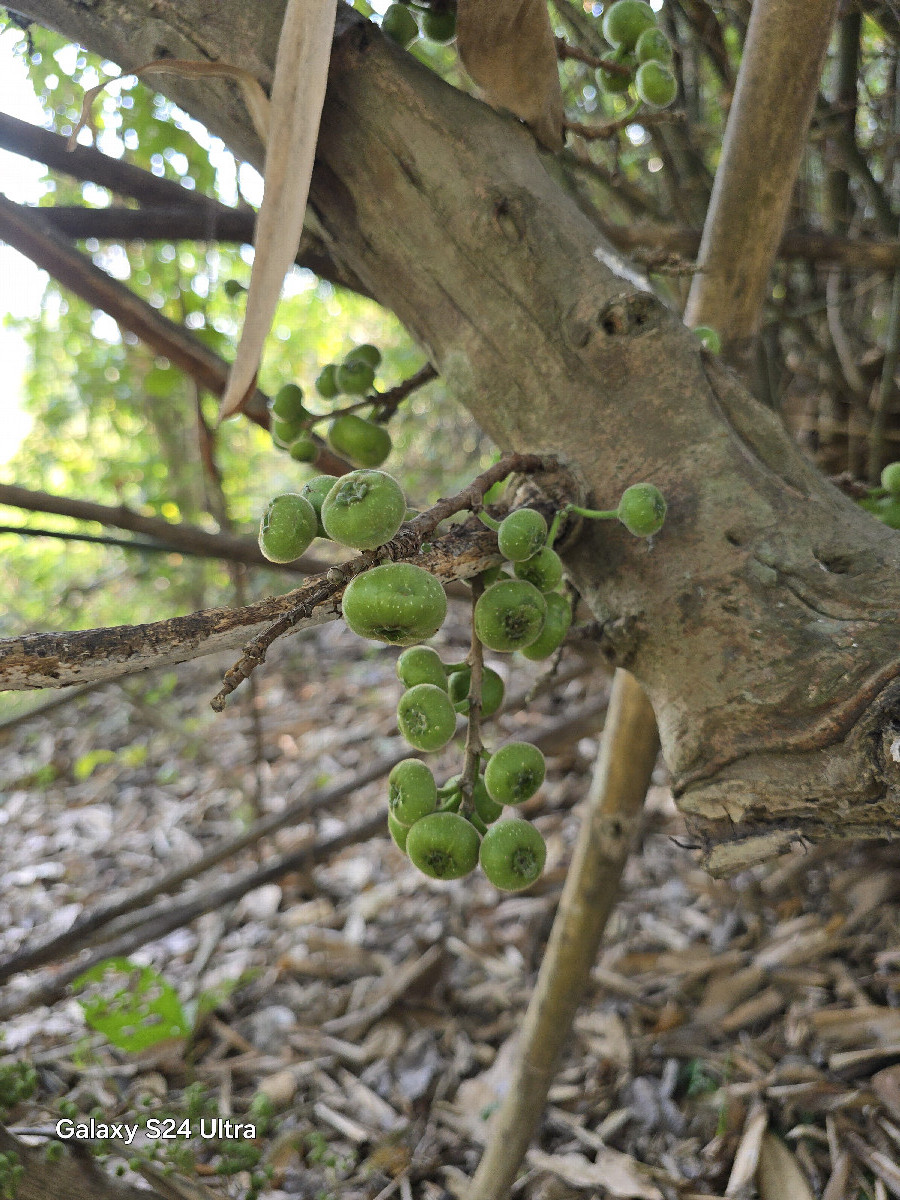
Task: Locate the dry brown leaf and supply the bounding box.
[756,1133,815,1200]
[527,1148,663,1198]
[218,0,337,418]
[457,0,563,152]
[726,1101,768,1195]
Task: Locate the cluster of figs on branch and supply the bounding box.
[268,343,393,468]
[380,0,679,111]
[257,346,666,890]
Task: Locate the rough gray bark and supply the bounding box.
[6,0,900,871]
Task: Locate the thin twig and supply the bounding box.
[565,110,685,142]
[0,482,328,574]
[294,363,439,431]
[554,37,629,76]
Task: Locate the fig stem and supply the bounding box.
[459,575,487,817]
[547,501,618,548]
[477,511,501,532]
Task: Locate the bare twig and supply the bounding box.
[565,110,685,142]
[554,37,628,76]
[459,576,485,813]
[292,363,439,431]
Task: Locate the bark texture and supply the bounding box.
[8,0,900,869]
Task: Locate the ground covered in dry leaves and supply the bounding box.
[2,606,900,1200]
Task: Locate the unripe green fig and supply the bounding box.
[300,474,337,537]
[881,462,900,495]
[693,325,721,354]
[258,493,317,563]
[484,742,546,805]
[344,343,382,370]
[382,2,419,47]
[598,65,633,94]
[617,482,667,537]
[406,811,480,880]
[342,563,447,646]
[514,547,563,592]
[327,414,392,468]
[316,363,339,399]
[421,7,456,42]
[474,579,547,652]
[397,683,457,751]
[603,0,657,50]
[288,435,318,463]
[388,759,438,826]
[271,415,305,448]
[335,359,375,395]
[271,383,309,423]
[321,470,406,549]
[388,810,410,853]
[497,508,548,562]
[635,60,677,108]
[397,645,448,690]
[447,666,505,717]
[480,819,547,891]
[521,592,572,661]
[635,26,673,64]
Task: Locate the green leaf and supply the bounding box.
[72,958,189,1051]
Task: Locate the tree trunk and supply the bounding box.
[9,0,900,871]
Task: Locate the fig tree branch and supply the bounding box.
[210,452,565,710]
[0,110,369,294]
[0,454,568,696]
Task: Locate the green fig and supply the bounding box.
[342,563,447,646]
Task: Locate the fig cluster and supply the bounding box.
[257,444,667,893]
[382,1,457,50]
[596,1,678,109]
[258,467,409,563]
[268,343,394,470]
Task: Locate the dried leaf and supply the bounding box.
[726,1101,768,1195]
[218,0,337,418]
[457,0,563,152]
[756,1133,815,1200]
[527,1148,663,1199]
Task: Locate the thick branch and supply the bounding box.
[0,524,498,691]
